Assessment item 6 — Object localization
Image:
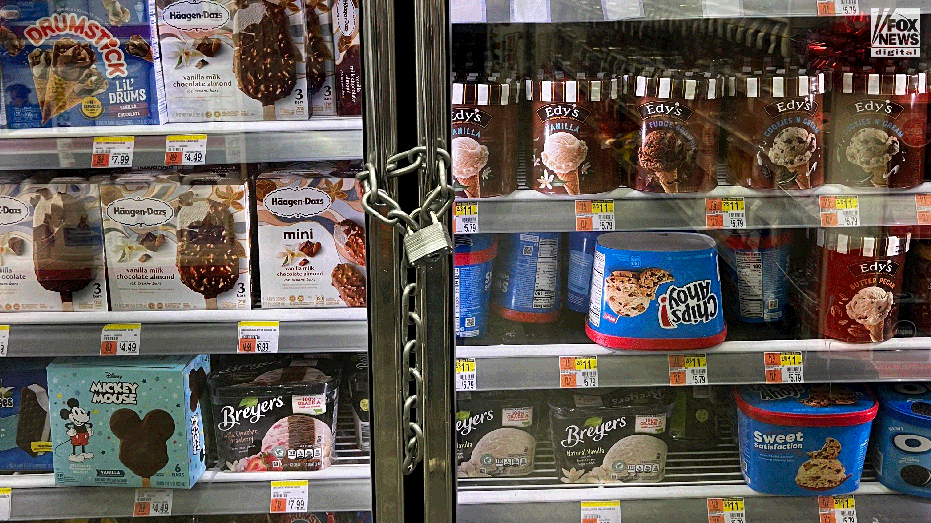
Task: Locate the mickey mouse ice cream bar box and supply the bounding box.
[47,355,210,488]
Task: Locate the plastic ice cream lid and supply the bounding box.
[874,383,931,426]
[831,69,927,95]
[526,78,619,102]
[210,357,341,396]
[816,229,911,256]
[735,384,878,427]
[454,234,497,265]
[597,231,717,254]
[726,71,826,98]
[548,387,670,413]
[452,80,522,106]
[632,73,724,100]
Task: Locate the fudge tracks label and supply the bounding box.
[0,196,29,226]
[106,197,173,227]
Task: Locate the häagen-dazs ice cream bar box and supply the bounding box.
[0,0,165,128]
[0,173,107,312]
[99,167,251,310]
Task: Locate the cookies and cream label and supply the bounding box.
[637,101,693,122]
[161,0,230,31]
[105,198,173,227]
[0,197,28,226]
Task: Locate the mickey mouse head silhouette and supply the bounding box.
[110,409,175,487]
[60,398,93,462]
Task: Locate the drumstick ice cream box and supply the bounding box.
[0,0,164,128]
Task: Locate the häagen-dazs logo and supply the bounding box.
[871,8,920,58]
[106,197,173,227]
[162,0,230,31]
[0,196,29,226]
[264,187,332,219]
[657,280,718,329]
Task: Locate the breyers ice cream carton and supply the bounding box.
[99,168,251,310]
[0,0,164,128]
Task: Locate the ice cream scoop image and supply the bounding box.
[639,130,686,193]
[768,127,817,189]
[452,136,489,198]
[459,427,536,477]
[261,414,334,470]
[846,286,894,342]
[601,434,667,482]
[541,132,588,194]
[846,128,900,186]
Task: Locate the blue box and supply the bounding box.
[0,357,53,471]
[48,355,209,488]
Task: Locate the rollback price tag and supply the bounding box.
[575,200,615,231]
[706,197,746,229]
[764,352,804,384]
[708,497,745,523]
[270,480,308,513]
[669,354,708,386]
[0,325,10,357]
[581,500,621,523]
[0,487,10,521]
[559,356,598,388]
[101,324,141,355]
[133,489,172,517]
[238,321,280,353]
[165,135,207,166]
[819,196,860,227]
[819,495,856,523]
[454,201,479,234]
[916,195,931,225]
[92,136,134,168]
[817,0,858,15]
[456,358,477,391]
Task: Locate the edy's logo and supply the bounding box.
[24,14,127,77]
[871,8,920,58]
[106,197,173,227]
[0,196,28,226]
[763,98,818,118]
[162,1,230,31]
[849,260,900,276]
[263,187,331,219]
[843,99,905,119]
[536,103,591,123]
[638,101,693,121]
[451,108,492,128]
[657,280,718,329]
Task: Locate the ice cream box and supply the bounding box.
[99,168,251,311]
[456,390,542,478]
[0,0,164,128]
[0,358,53,471]
[735,384,877,496]
[0,174,107,312]
[331,0,359,115]
[305,0,335,116]
[254,162,365,308]
[155,0,309,122]
[208,356,340,472]
[344,352,368,451]
[548,387,670,484]
[47,355,211,488]
[870,383,931,497]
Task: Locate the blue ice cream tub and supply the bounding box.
[735,384,877,496]
[586,232,726,349]
[720,229,791,324]
[455,234,497,338]
[566,232,600,313]
[492,232,561,323]
[871,383,931,496]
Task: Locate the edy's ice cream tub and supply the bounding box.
[209,357,340,472]
[630,74,722,193]
[456,391,540,478]
[871,383,931,497]
[528,78,620,195]
[719,229,791,324]
[549,387,669,484]
[827,70,928,188]
[566,232,600,314]
[725,71,825,190]
[796,229,910,343]
[587,232,726,350]
[905,241,931,333]
[492,232,561,323]
[452,81,519,198]
[455,234,496,338]
[736,384,877,496]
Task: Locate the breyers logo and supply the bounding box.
[657,280,718,329]
[106,198,173,227]
[0,196,29,226]
[263,187,331,219]
[162,0,230,31]
[871,8,920,58]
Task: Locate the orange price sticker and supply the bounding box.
[560,357,576,371]
[576,216,594,231]
[765,368,783,383]
[238,337,256,353]
[763,352,780,366]
[821,211,839,227]
[575,200,593,214]
[165,150,182,166]
[916,195,931,225]
[707,499,723,512]
[709,517,725,523]
[100,341,117,356]
[133,502,150,517]
[269,498,287,513]
[706,198,722,213]
[582,519,598,523]
[706,213,724,228]
[561,373,578,388]
[92,153,109,168]
[669,355,685,368]
[669,370,686,386]
[820,515,836,523]
[817,0,835,15]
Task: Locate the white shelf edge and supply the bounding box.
[0,118,363,140]
[0,307,367,325]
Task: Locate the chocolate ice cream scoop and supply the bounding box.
[109,409,175,484]
[33,191,98,311]
[50,38,95,82]
[125,35,153,62]
[73,67,108,97]
[233,0,298,119]
[0,26,24,56]
[28,49,51,80]
[176,200,241,309]
[639,130,686,173]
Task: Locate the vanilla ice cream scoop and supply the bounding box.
[452,137,490,179]
[769,127,816,169]
[461,427,535,477]
[541,132,588,174]
[846,128,900,170]
[847,286,894,342]
[601,434,667,483]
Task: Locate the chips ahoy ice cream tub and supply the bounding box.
[455,234,497,338]
[735,384,877,496]
[586,232,726,349]
[492,232,561,323]
[871,383,931,497]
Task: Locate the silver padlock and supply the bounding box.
[404,213,453,265]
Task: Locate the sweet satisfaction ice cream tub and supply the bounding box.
[455,234,497,337]
[719,229,791,324]
[725,71,825,190]
[456,391,541,478]
[587,232,726,349]
[492,232,561,323]
[529,78,620,195]
[735,384,877,496]
[796,229,910,343]
[630,74,723,193]
[828,70,928,188]
[566,232,600,313]
[452,80,520,198]
[871,383,931,497]
[549,387,669,484]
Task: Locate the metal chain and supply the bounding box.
[356,146,451,474]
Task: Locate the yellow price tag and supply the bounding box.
[721,198,744,212]
[456,359,476,373]
[722,498,744,512]
[590,200,614,214]
[835,196,858,210]
[574,357,597,371]
[833,496,855,510]
[455,202,477,216]
[684,355,707,368]
[780,353,802,366]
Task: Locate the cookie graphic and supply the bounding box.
[605,278,650,317]
[110,409,175,486]
[807,438,842,460]
[637,268,673,298]
[901,464,931,487]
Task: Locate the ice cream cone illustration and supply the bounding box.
[28,49,51,117]
[655,170,678,193]
[789,163,811,190]
[846,286,893,342]
[176,200,240,310]
[869,166,889,187]
[639,130,685,194]
[846,128,900,187]
[43,39,96,125]
[452,136,488,198]
[541,132,587,195]
[233,0,298,121]
[868,322,885,343]
[101,0,131,25]
[768,127,816,190]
